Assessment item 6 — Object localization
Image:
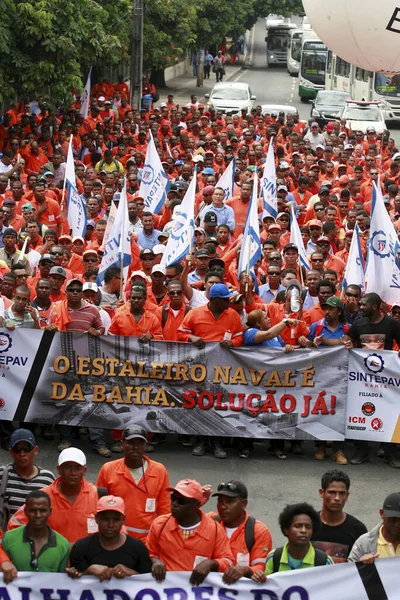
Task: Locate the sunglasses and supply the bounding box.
[170,493,196,505]
[50,252,63,256]
[268,272,281,276]
[67,288,82,293]
[12,444,34,454]
[83,257,98,263]
[345,292,360,298]
[141,256,154,261]
[312,258,324,262]
[168,290,183,296]
[217,482,239,493]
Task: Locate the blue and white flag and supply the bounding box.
[67,183,87,238]
[365,183,400,304]
[79,68,92,120]
[342,224,365,293]
[237,169,261,277]
[65,136,76,187]
[139,132,170,214]
[161,168,196,267]
[215,157,236,201]
[290,203,310,271]
[260,141,277,219]
[97,178,131,286]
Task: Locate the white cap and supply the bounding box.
[193,155,204,163]
[316,144,325,150]
[130,270,147,280]
[58,447,86,467]
[152,264,166,275]
[160,102,167,108]
[153,244,166,255]
[279,161,290,169]
[98,96,105,102]
[83,282,98,293]
[72,236,84,243]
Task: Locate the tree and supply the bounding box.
[0,0,131,105]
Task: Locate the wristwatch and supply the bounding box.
[283,318,290,327]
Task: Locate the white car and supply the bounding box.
[266,14,284,27]
[260,103,299,118]
[205,82,256,114]
[341,100,387,134]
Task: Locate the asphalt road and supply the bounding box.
[0,18,396,548]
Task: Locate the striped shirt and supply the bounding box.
[0,464,55,515]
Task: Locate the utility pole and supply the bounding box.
[130,0,144,110]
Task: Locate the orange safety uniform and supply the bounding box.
[109,305,163,338]
[177,304,243,346]
[267,303,310,343]
[161,303,191,342]
[207,511,272,573]
[8,478,101,543]
[96,456,170,542]
[147,511,234,572]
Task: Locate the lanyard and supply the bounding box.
[128,461,149,495]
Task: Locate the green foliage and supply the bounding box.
[0,0,131,106]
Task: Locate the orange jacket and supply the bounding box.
[108,305,163,338]
[147,511,234,572]
[207,511,272,573]
[96,456,170,542]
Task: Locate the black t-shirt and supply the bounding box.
[311,513,367,561]
[347,315,400,350]
[70,533,152,573]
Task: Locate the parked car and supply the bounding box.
[311,90,352,126]
[341,100,387,134]
[205,82,256,114]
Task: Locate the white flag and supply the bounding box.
[260,141,277,219]
[365,183,400,304]
[139,131,170,214]
[237,169,261,277]
[342,224,365,293]
[67,182,87,238]
[161,168,196,267]
[79,68,92,120]
[97,179,131,285]
[290,204,310,271]
[102,201,118,248]
[215,157,236,201]
[65,136,76,187]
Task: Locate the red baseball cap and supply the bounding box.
[167,479,203,502]
[97,495,125,515]
[308,219,322,227]
[339,175,350,184]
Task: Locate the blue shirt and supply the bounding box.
[137,228,162,250]
[199,204,235,232]
[258,282,286,304]
[308,318,348,341]
[187,269,202,284]
[244,328,284,347]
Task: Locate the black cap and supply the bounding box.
[209,258,225,269]
[196,249,210,258]
[204,211,217,224]
[212,480,248,499]
[140,248,155,258]
[3,227,18,238]
[10,428,36,449]
[122,426,148,442]
[383,493,400,517]
[283,243,298,253]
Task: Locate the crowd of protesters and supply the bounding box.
[0,427,399,585]
[0,78,399,469]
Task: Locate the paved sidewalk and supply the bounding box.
[155,61,245,108]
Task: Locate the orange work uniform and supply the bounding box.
[177,304,243,346]
[96,456,170,542]
[147,511,234,572]
[109,305,163,338]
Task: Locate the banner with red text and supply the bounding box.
[0,329,348,441]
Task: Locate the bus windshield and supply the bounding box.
[291,38,302,62]
[301,49,327,83]
[375,73,400,97]
[267,33,289,52]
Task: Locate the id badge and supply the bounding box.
[237,552,250,566]
[87,517,98,533]
[145,498,156,512]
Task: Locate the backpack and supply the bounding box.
[161,305,191,329]
[0,467,11,533]
[313,318,350,338]
[272,545,328,573]
[213,515,256,553]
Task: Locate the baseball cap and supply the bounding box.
[319,186,330,195]
[39,254,55,264]
[212,480,248,499]
[383,493,400,518]
[43,171,55,177]
[196,249,210,258]
[193,155,204,163]
[322,296,344,310]
[3,199,16,206]
[152,264,166,275]
[202,185,215,196]
[316,144,325,150]
[202,168,215,175]
[278,184,288,192]
[366,126,376,133]
[140,248,155,258]
[3,227,17,237]
[208,258,225,270]
[66,278,83,289]
[339,175,350,184]
[308,219,322,228]
[86,220,96,228]
[122,426,148,442]
[338,163,348,169]
[204,211,217,224]
[283,243,298,253]
[160,102,167,108]
[49,266,67,278]
[10,428,36,449]
[167,479,203,502]
[268,223,281,231]
[59,235,72,242]
[58,447,87,466]
[83,282,98,293]
[152,244,166,255]
[195,227,206,234]
[83,249,98,257]
[72,236,85,244]
[326,122,335,132]
[97,495,126,516]
[209,283,233,299]
[158,231,170,240]
[21,203,34,211]
[286,279,301,291]
[317,236,331,244]
[98,96,105,102]
[130,270,147,280]
[278,161,290,169]
[311,122,319,128]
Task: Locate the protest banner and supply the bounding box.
[0,330,347,441]
[0,560,399,599]
[345,349,400,443]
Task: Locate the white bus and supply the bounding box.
[298,38,328,102]
[325,50,400,123]
[287,29,303,76]
[265,23,296,67]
